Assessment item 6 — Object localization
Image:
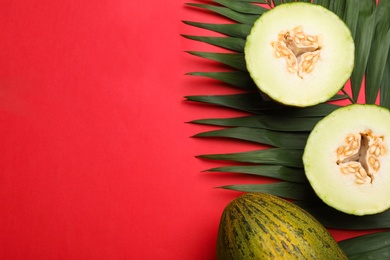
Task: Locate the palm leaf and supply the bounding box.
[365,0,390,104]
[187,51,247,71]
[220,182,316,200]
[194,127,309,148]
[233,0,267,3]
[185,93,282,113]
[186,3,260,25]
[191,114,321,132]
[380,51,390,109]
[329,94,349,101]
[212,0,268,15]
[182,35,245,52]
[186,71,256,90]
[264,103,340,117]
[272,0,283,6]
[267,103,340,117]
[205,165,307,183]
[343,0,360,39]
[328,0,346,19]
[186,93,346,114]
[349,0,376,101]
[197,148,304,167]
[339,231,390,259]
[314,0,330,9]
[182,21,251,38]
[296,201,390,230]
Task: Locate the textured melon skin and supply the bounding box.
[217,193,347,259]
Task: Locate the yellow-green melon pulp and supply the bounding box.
[245,2,354,107]
[303,104,390,215]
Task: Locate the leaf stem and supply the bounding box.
[341,88,355,104]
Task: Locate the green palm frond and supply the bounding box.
[197,148,304,167]
[184,0,390,236]
[272,0,283,6]
[349,0,376,101]
[313,0,330,8]
[343,0,360,39]
[191,114,321,131]
[182,35,246,52]
[186,71,256,90]
[264,103,340,117]
[182,21,251,38]
[213,0,268,14]
[381,51,390,108]
[186,93,344,113]
[365,0,390,104]
[186,3,260,24]
[328,0,346,18]
[295,201,390,230]
[186,93,282,113]
[220,182,316,200]
[194,127,309,148]
[339,231,390,259]
[205,165,307,183]
[187,51,246,70]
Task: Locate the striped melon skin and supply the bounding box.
[217,193,347,259]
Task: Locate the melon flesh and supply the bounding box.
[303,105,390,215]
[245,3,354,107]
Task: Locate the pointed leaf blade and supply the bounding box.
[197,148,304,167]
[272,0,283,6]
[207,165,307,183]
[296,201,390,229]
[328,0,346,19]
[343,0,361,39]
[366,1,390,104]
[186,71,256,90]
[314,0,330,9]
[349,0,376,101]
[185,93,283,113]
[380,51,390,108]
[194,127,309,148]
[191,114,321,132]
[186,3,260,25]
[187,51,247,71]
[213,0,268,15]
[182,21,252,38]
[220,182,316,200]
[339,231,390,259]
[182,35,246,52]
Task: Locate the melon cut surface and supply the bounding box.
[245,3,354,107]
[303,104,390,215]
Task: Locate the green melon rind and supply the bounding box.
[303,104,390,216]
[217,192,347,259]
[245,2,354,107]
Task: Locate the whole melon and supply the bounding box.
[217,192,347,259]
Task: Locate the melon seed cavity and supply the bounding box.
[271,26,322,78]
[336,130,386,185]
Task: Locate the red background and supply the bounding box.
[0,1,375,259]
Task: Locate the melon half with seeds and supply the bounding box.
[303,104,390,215]
[245,2,354,107]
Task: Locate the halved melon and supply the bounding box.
[245,3,354,107]
[303,104,390,215]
